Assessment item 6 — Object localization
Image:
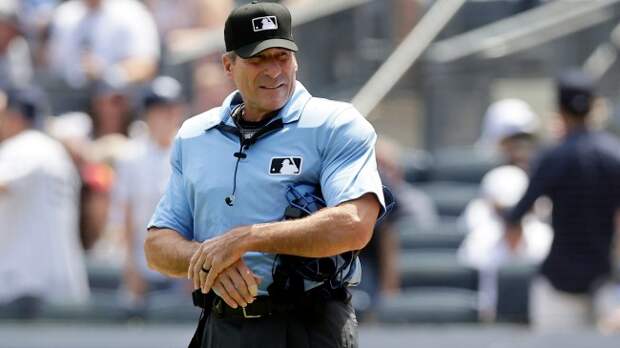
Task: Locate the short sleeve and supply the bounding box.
[319,107,386,217]
[0,149,37,192]
[123,2,160,59]
[147,137,193,239]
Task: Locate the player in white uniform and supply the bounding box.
[0,90,89,318]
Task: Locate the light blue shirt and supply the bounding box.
[148,82,386,294]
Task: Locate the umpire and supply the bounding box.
[504,69,620,330]
[145,1,386,347]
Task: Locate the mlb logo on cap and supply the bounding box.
[253,16,278,32]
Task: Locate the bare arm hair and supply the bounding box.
[145,228,200,277]
[243,193,380,257]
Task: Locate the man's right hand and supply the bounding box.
[207,259,261,309]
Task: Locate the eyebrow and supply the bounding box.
[254,51,290,59]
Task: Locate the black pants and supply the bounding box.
[201,300,358,348]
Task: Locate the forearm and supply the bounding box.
[123,213,146,297]
[145,228,199,277]
[189,194,380,293]
[123,204,135,266]
[112,58,157,85]
[242,195,378,258]
[506,160,549,224]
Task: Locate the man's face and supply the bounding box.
[92,93,129,136]
[146,103,184,144]
[499,135,535,171]
[223,48,297,118]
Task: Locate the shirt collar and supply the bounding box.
[214,81,312,129]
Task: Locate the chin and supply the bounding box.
[262,95,288,110]
[264,101,287,112]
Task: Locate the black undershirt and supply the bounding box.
[233,105,280,141]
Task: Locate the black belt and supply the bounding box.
[212,296,286,319]
[192,286,350,319]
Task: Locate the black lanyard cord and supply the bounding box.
[225,142,247,206]
[218,105,285,207]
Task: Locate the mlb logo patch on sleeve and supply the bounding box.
[252,16,278,32]
[270,157,302,175]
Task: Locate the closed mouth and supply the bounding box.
[260,83,285,90]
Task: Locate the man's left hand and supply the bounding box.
[188,226,249,293]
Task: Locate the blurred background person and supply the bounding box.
[356,137,439,319]
[90,81,134,139]
[461,98,551,321]
[109,76,186,315]
[459,165,552,322]
[504,69,620,331]
[46,111,94,174]
[0,0,34,89]
[0,89,89,319]
[16,0,59,68]
[164,0,236,113]
[81,133,130,262]
[598,212,620,334]
[145,0,233,54]
[139,0,235,115]
[78,81,134,256]
[46,0,159,113]
[476,98,541,172]
[45,111,116,254]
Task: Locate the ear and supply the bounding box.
[222,54,234,78]
[292,54,298,72]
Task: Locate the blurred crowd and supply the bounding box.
[0,0,310,318]
[354,69,620,332]
[0,0,619,336]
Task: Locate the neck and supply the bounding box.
[150,131,174,149]
[241,107,276,123]
[154,137,172,149]
[562,115,588,134]
[0,123,27,142]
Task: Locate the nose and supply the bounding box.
[262,59,282,79]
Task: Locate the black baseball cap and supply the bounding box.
[557,69,595,117]
[224,1,298,58]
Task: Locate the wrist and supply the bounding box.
[236,224,261,254]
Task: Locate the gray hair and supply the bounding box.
[224,51,238,62]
